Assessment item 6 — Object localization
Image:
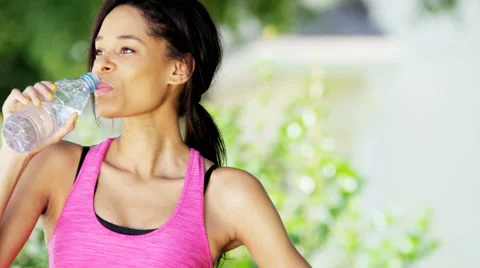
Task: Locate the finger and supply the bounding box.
[34,82,55,102]
[8,89,31,105]
[23,86,42,107]
[41,81,57,93]
[50,113,79,143]
[2,89,31,116]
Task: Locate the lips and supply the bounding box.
[94,81,114,96]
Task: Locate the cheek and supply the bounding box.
[126,60,169,97]
[126,57,167,86]
[123,76,165,101]
[119,78,168,114]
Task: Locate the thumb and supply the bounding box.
[36,113,79,149]
[51,112,79,142]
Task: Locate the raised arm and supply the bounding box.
[0,81,80,267]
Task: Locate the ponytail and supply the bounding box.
[183,94,226,167]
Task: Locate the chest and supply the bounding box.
[94,168,185,230]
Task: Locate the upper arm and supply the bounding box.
[213,168,311,268]
[0,141,81,267]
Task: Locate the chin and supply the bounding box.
[94,96,125,118]
[98,113,118,119]
[95,105,122,119]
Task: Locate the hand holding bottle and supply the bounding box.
[1,81,79,156]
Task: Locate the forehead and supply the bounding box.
[98,5,149,37]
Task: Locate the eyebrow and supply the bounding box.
[95,35,146,45]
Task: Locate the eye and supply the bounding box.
[95,49,104,56]
[121,47,135,54]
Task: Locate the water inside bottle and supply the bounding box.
[1,103,81,153]
[2,112,39,153]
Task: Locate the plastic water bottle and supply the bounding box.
[2,72,99,153]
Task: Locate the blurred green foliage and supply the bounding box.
[205,70,439,267]
[421,0,459,14]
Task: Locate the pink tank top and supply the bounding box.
[48,137,214,267]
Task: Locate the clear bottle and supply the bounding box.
[2,72,99,153]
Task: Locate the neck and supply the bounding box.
[110,105,190,180]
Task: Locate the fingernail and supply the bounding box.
[35,98,41,105]
[51,84,57,91]
[24,99,31,104]
[73,114,79,121]
[48,93,54,100]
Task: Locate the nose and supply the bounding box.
[92,55,115,75]
[101,64,113,73]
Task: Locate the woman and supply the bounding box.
[0,0,311,267]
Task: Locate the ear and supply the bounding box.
[168,54,195,85]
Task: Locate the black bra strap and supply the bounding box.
[74,146,90,182]
[204,164,218,194]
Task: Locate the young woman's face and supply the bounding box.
[92,5,178,119]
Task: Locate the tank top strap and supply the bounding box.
[173,148,207,223]
[185,148,205,195]
[50,137,117,244]
[73,137,116,194]
[173,148,212,263]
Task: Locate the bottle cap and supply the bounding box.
[81,72,99,93]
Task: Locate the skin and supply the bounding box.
[0,5,311,268]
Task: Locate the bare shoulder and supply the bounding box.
[206,167,270,209]
[25,140,84,195]
[28,141,85,220]
[29,140,84,176]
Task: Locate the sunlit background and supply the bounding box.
[1,0,478,267]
